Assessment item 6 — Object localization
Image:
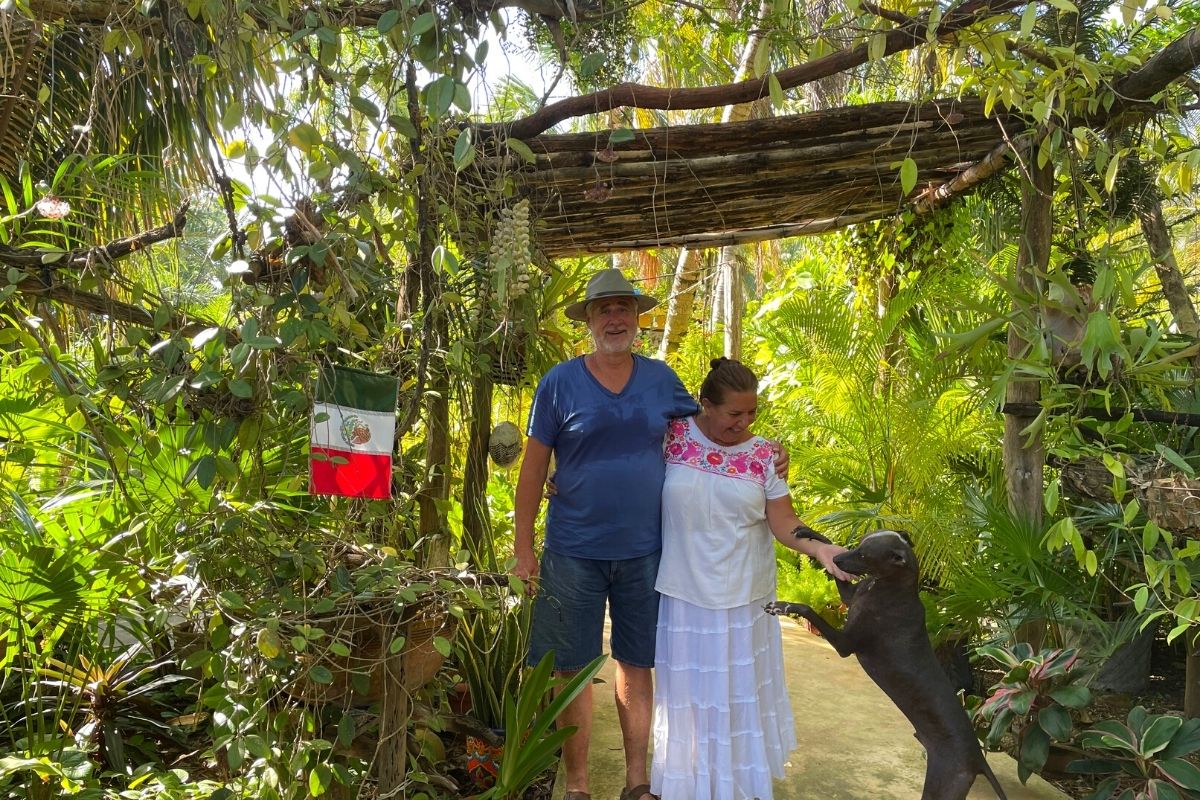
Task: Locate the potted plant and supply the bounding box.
[1069,705,1200,799]
[970,642,1093,783]
[472,652,606,800]
[454,596,533,788]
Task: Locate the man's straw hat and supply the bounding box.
[563,268,658,322]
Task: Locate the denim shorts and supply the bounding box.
[527,549,661,671]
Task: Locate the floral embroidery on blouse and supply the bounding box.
[664,417,773,485]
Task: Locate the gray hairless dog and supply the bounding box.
[766,530,1007,800]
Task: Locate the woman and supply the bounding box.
[651,357,852,800]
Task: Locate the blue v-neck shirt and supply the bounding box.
[527,354,698,559]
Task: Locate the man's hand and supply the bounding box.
[769,440,790,478]
[512,547,540,596]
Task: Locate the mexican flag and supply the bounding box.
[310,365,398,499]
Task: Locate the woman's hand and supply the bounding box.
[812,542,856,583]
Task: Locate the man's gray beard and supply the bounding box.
[592,330,637,355]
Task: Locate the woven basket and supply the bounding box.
[1134,473,1200,536]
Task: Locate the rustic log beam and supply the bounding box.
[912,134,1026,212]
[518,100,998,156]
[517,130,1001,184]
[555,211,889,255]
[491,0,1027,138]
[1106,25,1200,113]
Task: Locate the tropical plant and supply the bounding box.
[474,652,606,800]
[455,596,533,731]
[939,490,1098,644]
[971,643,1093,783]
[22,641,194,772]
[748,218,1003,582]
[1070,705,1200,800]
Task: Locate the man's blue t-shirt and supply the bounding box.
[527,354,698,560]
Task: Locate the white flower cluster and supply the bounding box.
[488,199,532,303]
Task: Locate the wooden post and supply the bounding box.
[1003,152,1052,526]
[722,246,745,360]
[376,619,409,798]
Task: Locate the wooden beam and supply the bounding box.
[1003,403,1200,428]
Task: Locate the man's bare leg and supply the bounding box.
[614,661,653,799]
[556,672,593,795]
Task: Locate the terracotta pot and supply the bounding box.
[450,682,473,715]
[287,609,456,703]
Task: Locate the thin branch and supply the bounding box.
[4,201,233,341]
[1005,39,1059,71]
[0,201,191,270]
[860,0,918,27]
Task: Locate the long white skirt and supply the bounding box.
[651,594,796,800]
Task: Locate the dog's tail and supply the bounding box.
[980,755,1008,800]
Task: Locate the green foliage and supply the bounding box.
[938,490,1097,642]
[972,642,1092,783]
[1071,706,1200,800]
[748,210,1002,580]
[776,552,844,626]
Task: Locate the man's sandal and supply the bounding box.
[619,784,656,800]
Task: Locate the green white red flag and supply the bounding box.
[310,365,398,499]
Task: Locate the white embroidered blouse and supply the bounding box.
[655,416,789,609]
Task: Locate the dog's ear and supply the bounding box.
[895,529,914,547]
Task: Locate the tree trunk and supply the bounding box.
[657,247,704,359]
[718,0,773,360]
[1186,638,1200,718]
[462,368,494,555]
[1137,192,1200,339]
[1003,152,1052,525]
[875,258,898,394]
[407,61,452,568]
[722,247,745,360]
[418,334,451,568]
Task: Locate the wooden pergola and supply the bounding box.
[504,98,1017,258]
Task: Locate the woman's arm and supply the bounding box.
[765,495,855,582]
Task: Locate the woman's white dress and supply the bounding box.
[651,417,796,800]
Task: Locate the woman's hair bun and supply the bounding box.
[709,356,729,370]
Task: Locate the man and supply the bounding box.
[513,268,785,800]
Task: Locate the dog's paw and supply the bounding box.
[764,601,811,618]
